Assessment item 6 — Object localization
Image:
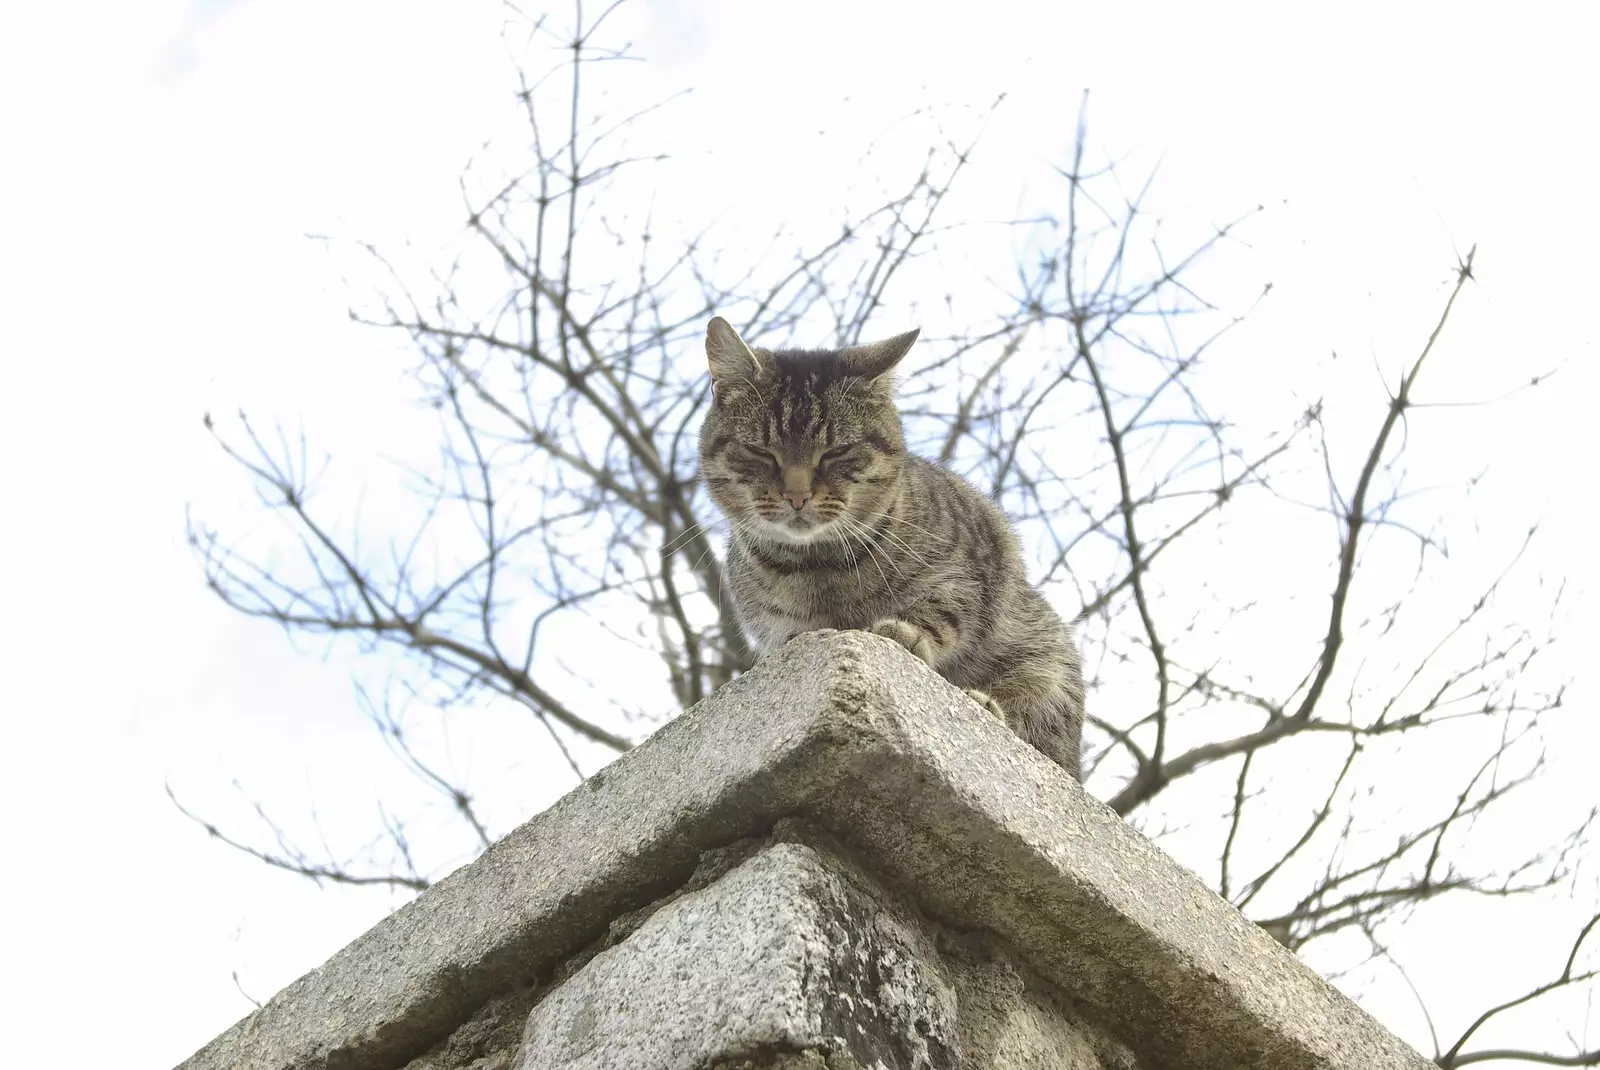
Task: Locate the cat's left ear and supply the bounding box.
[706,316,772,395]
[839,328,920,384]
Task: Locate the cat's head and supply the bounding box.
[697,316,918,545]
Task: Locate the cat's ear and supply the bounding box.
[839,328,920,384]
[706,316,771,394]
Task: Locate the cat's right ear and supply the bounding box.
[706,317,770,396]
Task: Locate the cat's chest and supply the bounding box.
[729,543,902,620]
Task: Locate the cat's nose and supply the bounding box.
[783,490,810,510]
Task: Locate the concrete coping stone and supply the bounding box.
[177,629,1431,1070]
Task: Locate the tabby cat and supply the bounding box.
[698,317,1086,779]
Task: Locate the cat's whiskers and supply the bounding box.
[860,511,949,571]
[863,509,952,548]
[861,521,933,571]
[826,520,868,591]
[689,526,728,576]
[691,506,757,575]
[836,512,902,583]
[718,514,762,648]
[837,520,886,588]
[661,515,728,555]
[839,508,932,571]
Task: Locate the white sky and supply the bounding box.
[2,2,1598,1067]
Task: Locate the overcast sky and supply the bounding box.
[2,2,1598,1067]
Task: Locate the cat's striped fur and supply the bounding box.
[698,317,1085,779]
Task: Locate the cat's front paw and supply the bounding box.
[870,618,936,665]
[963,688,1008,723]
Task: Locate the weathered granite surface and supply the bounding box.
[517,831,1132,1069]
[177,629,1433,1070]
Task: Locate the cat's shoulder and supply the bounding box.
[905,451,987,498]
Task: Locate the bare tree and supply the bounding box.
[179,2,1595,1064]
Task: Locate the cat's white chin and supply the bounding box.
[757,516,838,546]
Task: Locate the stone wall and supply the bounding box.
[177,630,1433,1070]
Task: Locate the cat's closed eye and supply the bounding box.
[819,445,854,462]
